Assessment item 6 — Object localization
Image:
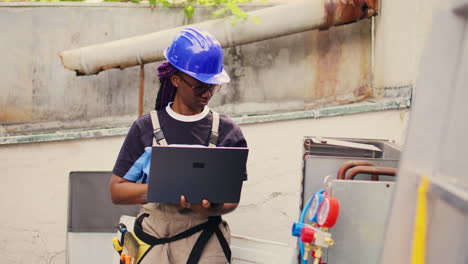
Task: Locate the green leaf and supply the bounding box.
[226,2,247,18]
[230,16,243,25]
[184,5,195,19]
[212,7,228,18]
[131,0,141,3]
[161,0,170,6]
[251,15,260,24]
[148,0,156,5]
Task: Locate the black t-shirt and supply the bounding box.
[112,104,247,183]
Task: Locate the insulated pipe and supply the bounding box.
[59,0,379,75]
[336,160,377,180]
[345,166,396,180]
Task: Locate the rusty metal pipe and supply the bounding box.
[59,0,379,75]
[345,166,397,180]
[336,160,376,180]
[322,0,379,29]
[138,64,145,117]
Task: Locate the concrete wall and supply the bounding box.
[0,109,408,264]
[374,0,440,92]
[0,2,371,135]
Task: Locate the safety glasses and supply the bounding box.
[177,74,222,96]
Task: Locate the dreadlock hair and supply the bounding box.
[155,61,179,110]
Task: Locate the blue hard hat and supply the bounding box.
[164,28,230,84]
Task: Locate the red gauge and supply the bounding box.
[317,196,340,228]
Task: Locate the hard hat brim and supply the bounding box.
[171,63,231,84]
[185,68,231,85]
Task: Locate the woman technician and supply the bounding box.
[109,27,247,264]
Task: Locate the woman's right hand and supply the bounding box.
[180,195,237,216]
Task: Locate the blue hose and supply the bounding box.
[298,196,313,264]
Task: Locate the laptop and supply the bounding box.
[147,145,249,204]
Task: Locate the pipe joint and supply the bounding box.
[322,0,379,30]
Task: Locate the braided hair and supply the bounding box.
[155,61,179,110]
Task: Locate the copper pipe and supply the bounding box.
[345,166,397,180]
[138,64,145,117]
[303,139,311,150]
[336,160,376,180]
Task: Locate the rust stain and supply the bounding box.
[357,84,370,96]
[336,86,372,105]
[306,12,372,110]
[358,22,372,98]
[322,0,379,30]
[310,29,341,106]
[0,105,33,125]
[323,0,339,29]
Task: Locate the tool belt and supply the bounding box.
[134,213,231,264]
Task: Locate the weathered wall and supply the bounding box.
[374,0,440,92]
[0,109,408,264]
[0,3,372,134]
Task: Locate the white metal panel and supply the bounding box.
[380,0,468,263]
[435,23,468,193]
[67,232,117,264]
[231,235,296,264]
[328,181,395,264]
[425,184,468,264]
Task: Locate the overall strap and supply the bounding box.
[208,111,220,147]
[134,214,231,264]
[186,216,231,264]
[150,110,168,146]
[134,213,213,246]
